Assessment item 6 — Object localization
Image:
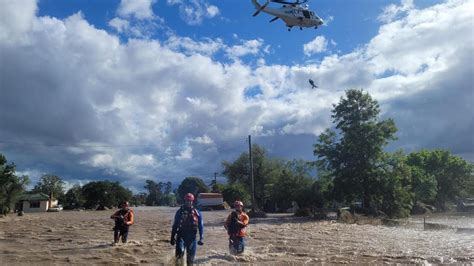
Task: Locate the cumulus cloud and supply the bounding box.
[0,0,37,42]
[0,0,472,190]
[378,0,414,23]
[118,0,156,20]
[167,0,220,25]
[303,36,329,56]
[164,35,224,56]
[110,0,165,38]
[108,17,130,33]
[226,38,266,59]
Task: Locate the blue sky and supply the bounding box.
[36,0,440,63]
[0,0,472,192]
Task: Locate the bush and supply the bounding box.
[294,208,312,217]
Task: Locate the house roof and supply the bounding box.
[18,193,50,201]
[198,193,223,198]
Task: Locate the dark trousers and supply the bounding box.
[229,236,245,255]
[114,226,129,243]
[175,234,197,265]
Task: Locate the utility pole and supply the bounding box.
[248,135,255,211]
[214,172,217,187]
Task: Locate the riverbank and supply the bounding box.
[0,207,472,264]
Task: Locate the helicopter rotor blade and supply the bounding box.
[269,17,279,22]
[271,0,308,5]
[253,0,270,16]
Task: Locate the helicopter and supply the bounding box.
[251,0,324,31]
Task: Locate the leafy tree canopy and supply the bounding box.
[407,149,473,210]
[0,153,30,214]
[222,144,286,209]
[176,177,209,203]
[63,184,84,209]
[314,89,398,213]
[32,174,65,201]
[81,180,132,209]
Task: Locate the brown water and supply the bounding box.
[0,207,472,265]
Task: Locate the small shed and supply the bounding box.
[197,193,224,207]
[17,193,58,213]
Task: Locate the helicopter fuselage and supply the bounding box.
[252,0,324,30]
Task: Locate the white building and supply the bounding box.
[197,193,224,207]
[17,193,58,213]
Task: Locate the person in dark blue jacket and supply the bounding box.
[170,193,203,265]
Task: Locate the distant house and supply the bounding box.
[197,193,224,207]
[17,193,58,213]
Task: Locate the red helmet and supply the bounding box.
[234,201,244,207]
[184,193,195,201]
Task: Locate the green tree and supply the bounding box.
[407,149,473,210]
[32,174,65,201]
[164,181,172,195]
[160,193,177,206]
[221,183,251,207]
[376,152,414,217]
[0,154,30,214]
[130,192,147,206]
[222,144,284,209]
[410,167,437,204]
[267,160,314,212]
[176,177,209,203]
[463,175,474,198]
[144,180,163,206]
[81,181,132,209]
[314,89,397,213]
[63,184,85,209]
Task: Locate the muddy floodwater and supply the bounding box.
[0,207,473,265]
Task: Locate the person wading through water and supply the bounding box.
[170,193,204,265]
[110,201,134,245]
[224,200,249,255]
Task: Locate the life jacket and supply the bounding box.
[178,206,199,233]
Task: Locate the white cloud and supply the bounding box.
[226,39,265,59]
[378,0,414,23]
[118,0,156,20]
[108,17,130,33]
[111,0,165,38]
[1,0,472,190]
[0,0,37,42]
[303,36,328,56]
[167,0,220,25]
[206,5,219,17]
[176,145,193,160]
[191,135,214,145]
[165,35,224,56]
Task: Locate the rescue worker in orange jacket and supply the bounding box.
[224,200,249,255]
[110,201,134,244]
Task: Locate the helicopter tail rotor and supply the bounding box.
[252,0,270,16]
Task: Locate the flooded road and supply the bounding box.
[0,207,472,264]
